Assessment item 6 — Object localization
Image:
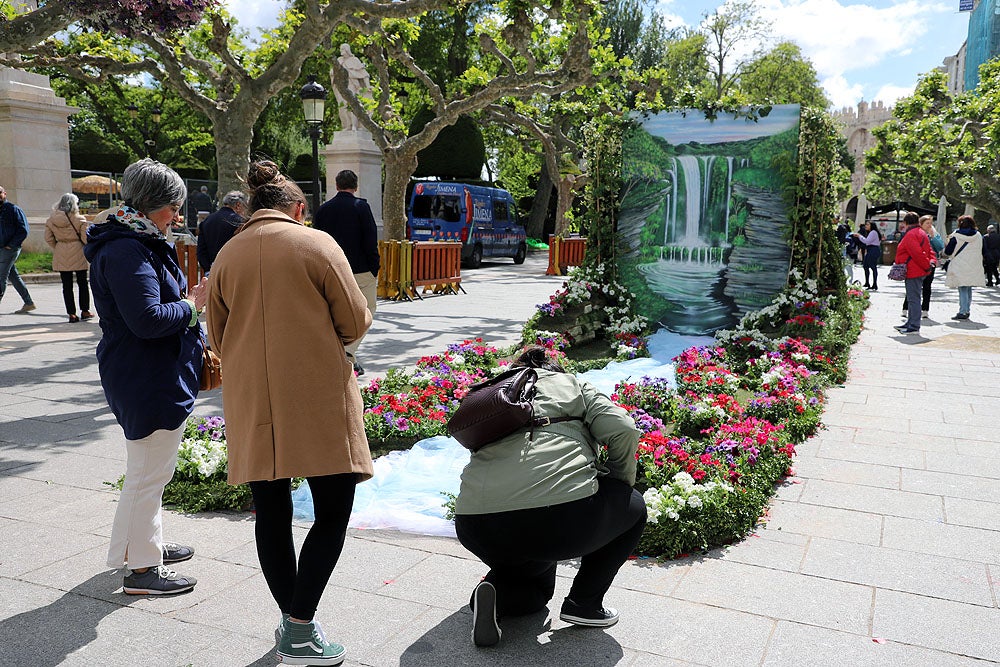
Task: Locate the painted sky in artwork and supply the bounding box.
[639,104,801,145]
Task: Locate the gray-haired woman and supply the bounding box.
[84,158,208,595]
[44,192,92,322]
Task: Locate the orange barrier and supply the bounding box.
[546,235,587,275]
[411,241,464,297]
[174,242,204,289]
[377,240,464,301]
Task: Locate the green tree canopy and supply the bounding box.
[865,64,1000,221]
[409,109,485,179]
[738,41,828,108]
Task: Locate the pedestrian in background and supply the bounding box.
[894,212,934,334]
[852,220,882,290]
[944,215,986,321]
[207,160,372,666]
[982,223,1000,287]
[45,193,93,323]
[901,215,942,320]
[312,169,380,376]
[0,185,36,314]
[186,185,215,235]
[85,158,205,595]
[196,190,247,272]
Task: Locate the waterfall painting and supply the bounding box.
[618,104,801,335]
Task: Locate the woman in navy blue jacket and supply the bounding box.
[85,158,208,595]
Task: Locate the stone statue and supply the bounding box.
[333,43,370,132]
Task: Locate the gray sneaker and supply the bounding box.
[122,565,197,595]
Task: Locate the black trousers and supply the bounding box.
[455,477,646,617]
[984,259,999,285]
[248,473,356,620]
[60,270,89,315]
[902,267,935,311]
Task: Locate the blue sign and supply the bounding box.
[959,0,973,11]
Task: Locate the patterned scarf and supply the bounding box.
[105,204,165,240]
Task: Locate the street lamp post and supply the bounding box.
[127,103,162,158]
[298,75,327,216]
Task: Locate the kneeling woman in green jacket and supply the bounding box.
[454,346,646,647]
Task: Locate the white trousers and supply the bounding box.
[345,271,378,358]
[106,424,184,569]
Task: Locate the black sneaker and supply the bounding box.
[353,362,365,376]
[471,581,501,647]
[559,598,619,627]
[163,542,194,564]
[123,565,197,595]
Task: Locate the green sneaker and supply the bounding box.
[276,619,346,665]
[275,612,290,643]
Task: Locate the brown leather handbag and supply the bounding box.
[200,335,222,391]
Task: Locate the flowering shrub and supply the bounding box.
[175,416,228,480]
[526,262,649,363]
[361,339,505,449]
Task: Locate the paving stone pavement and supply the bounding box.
[2,257,1000,666]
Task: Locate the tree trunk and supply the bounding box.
[211,107,255,197]
[526,168,553,239]
[382,148,419,240]
[553,175,583,237]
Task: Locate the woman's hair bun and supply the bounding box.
[246,160,282,190]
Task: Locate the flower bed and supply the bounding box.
[139,271,867,559]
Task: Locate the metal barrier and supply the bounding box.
[546,235,587,275]
[378,240,465,301]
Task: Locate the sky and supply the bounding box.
[642,103,801,142]
[224,0,973,110]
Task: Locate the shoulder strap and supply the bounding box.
[65,211,81,237]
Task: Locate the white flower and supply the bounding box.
[687,495,703,509]
[452,354,466,366]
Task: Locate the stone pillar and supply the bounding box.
[0,68,77,251]
[321,129,384,239]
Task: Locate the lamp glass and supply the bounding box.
[302,97,324,124]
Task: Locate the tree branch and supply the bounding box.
[0,3,73,54]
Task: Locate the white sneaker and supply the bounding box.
[922,310,929,318]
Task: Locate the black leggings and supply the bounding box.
[60,270,89,315]
[248,474,357,620]
[455,477,646,616]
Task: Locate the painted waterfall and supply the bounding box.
[618,105,801,335]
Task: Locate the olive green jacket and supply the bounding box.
[455,369,640,515]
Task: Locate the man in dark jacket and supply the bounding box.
[312,170,380,375]
[197,190,247,272]
[0,185,36,313]
[186,185,215,235]
[982,224,1000,286]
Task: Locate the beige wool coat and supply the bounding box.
[206,209,374,484]
[44,210,89,271]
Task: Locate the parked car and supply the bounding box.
[406,181,527,268]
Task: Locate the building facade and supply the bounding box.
[964,0,1000,91]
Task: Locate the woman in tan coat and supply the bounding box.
[44,193,93,322]
[206,160,372,667]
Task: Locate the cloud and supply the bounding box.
[653,0,686,29]
[872,83,915,105]
[224,0,283,31]
[757,0,948,79]
[822,74,864,109]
